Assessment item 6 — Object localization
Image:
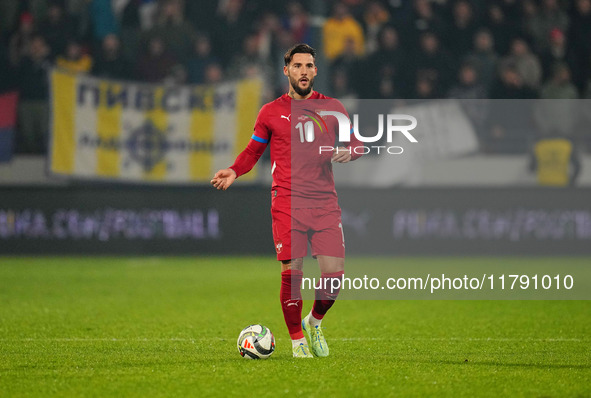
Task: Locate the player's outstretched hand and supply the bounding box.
[332,146,352,163]
[211,168,237,190]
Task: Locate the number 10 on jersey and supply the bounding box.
[296,121,315,143]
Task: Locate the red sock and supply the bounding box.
[312,271,344,320]
[280,269,304,340]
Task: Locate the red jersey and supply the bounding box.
[230,91,362,209]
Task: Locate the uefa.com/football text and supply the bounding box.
[301,274,574,294]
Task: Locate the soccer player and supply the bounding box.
[211,44,362,358]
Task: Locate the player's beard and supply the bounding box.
[289,74,314,97]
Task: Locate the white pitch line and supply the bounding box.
[0,337,586,342]
[340,337,586,342]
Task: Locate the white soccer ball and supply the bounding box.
[237,324,275,359]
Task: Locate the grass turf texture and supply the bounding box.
[0,257,590,397]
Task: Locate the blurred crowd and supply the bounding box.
[1,0,591,154]
[328,0,591,101]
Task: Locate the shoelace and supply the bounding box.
[313,326,323,340]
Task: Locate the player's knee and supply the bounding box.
[317,255,344,273]
[281,258,303,271]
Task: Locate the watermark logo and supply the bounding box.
[317,111,418,155]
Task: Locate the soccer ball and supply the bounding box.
[237,324,275,359]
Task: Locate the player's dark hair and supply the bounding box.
[284,43,316,65]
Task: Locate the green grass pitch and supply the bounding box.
[1,257,590,397]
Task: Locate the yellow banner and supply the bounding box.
[49,69,262,184]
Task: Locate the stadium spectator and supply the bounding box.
[38,1,76,59]
[412,71,438,100]
[204,63,224,85]
[143,0,161,29]
[8,13,36,68]
[92,34,131,79]
[283,1,311,44]
[362,25,407,98]
[331,38,363,93]
[143,0,195,64]
[322,2,365,61]
[185,0,218,36]
[525,0,569,53]
[17,35,51,153]
[255,13,284,63]
[485,3,522,56]
[67,0,92,18]
[211,0,250,67]
[0,0,20,36]
[27,0,50,23]
[0,33,15,92]
[111,0,130,20]
[66,0,92,40]
[446,0,478,59]
[540,62,578,99]
[119,0,143,62]
[135,36,177,83]
[491,64,539,100]
[533,64,578,142]
[448,61,489,141]
[56,39,92,73]
[404,0,447,49]
[187,35,219,85]
[89,0,119,43]
[521,0,539,35]
[412,30,455,97]
[448,62,487,99]
[228,34,273,82]
[166,64,188,85]
[539,28,579,88]
[499,0,525,25]
[569,0,591,95]
[487,65,538,153]
[340,0,366,20]
[464,29,498,90]
[330,67,357,100]
[500,38,542,90]
[362,1,391,55]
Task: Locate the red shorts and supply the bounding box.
[271,206,345,261]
